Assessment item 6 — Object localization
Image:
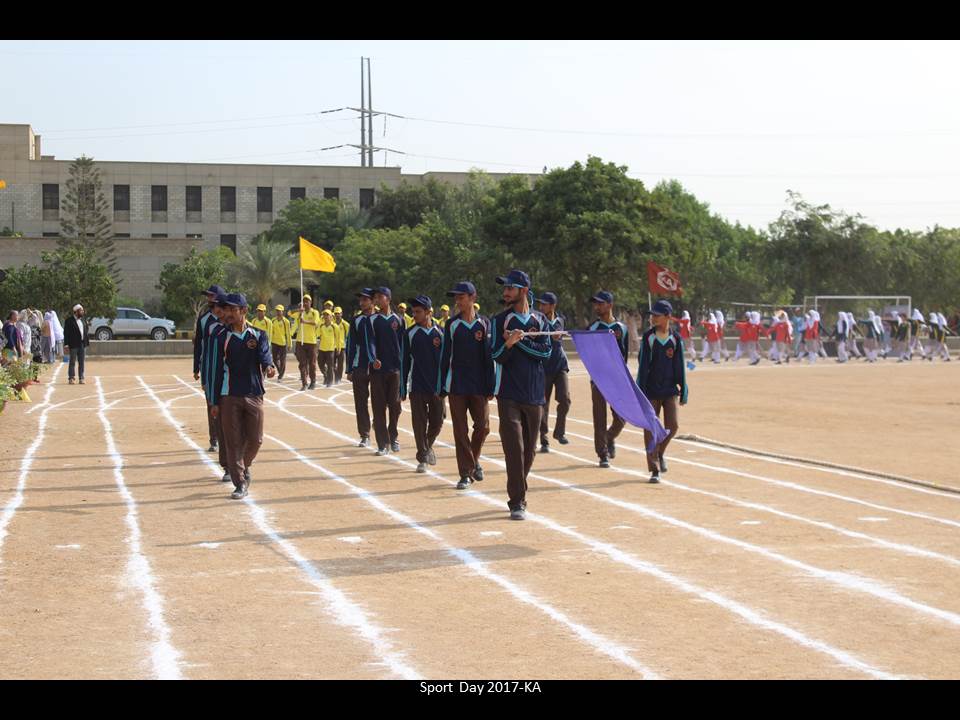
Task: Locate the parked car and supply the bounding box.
[89,307,177,341]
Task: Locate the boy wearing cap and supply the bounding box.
[210,293,277,499]
[250,304,273,337]
[397,302,416,330]
[437,305,450,329]
[491,269,551,520]
[401,296,446,473]
[346,288,377,446]
[588,291,628,468]
[201,298,234,482]
[637,300,688,483]
[318,309,338,387]
[333,306,349,384]
[369,287,406,455]
[440,281,495,489]
[270,305,292,380]
[194,284,226,452]
[289,294,322,390]
[537,291,571,452]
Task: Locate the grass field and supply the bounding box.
[1,355,958,679]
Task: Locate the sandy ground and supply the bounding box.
[0,353,958,679]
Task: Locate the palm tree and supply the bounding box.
[227,236,301,307]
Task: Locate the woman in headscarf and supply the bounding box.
[714,309,730,361]
[51,310,65,361]
[41,311,54,363]
[699,312,722,363]
[907,308,928,360]
[862,310,883,362]
[844,312,864,359]
[835,311,849,363]
[803,311,820,363]
[926,312,951,362]
[678,310,696,362]
[769,310,792,364]
[16,310,32,365]
[890,311,909,361]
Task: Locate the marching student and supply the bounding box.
[345,288,377,447]
[269,305,292,380]
[733,312,750,361]
[289,294,321,390]
[491,269,551,520]
[401,295,446,474]
[397,302,416,329]
[536,292,571,452]
[193,284,226,452]
[587,290,628,468]
[637,299,688,484]
[210,293,277,499]
[678,310,696,362]
[835,311,850,363]
[700,312,722,363]
[810,310,828,358]
[440,281,495,489]
[844,312,864,359]
[333,306,349,384]
[200,296,232,482]
[862,310,884,362]
[770,310,792,364]
[437,304,451,329]
[250,304,273,337]
[715,309,731,361]
[892,311,910,361]
[369,287,405,455]
[791,307,807,358]
[318,309,338,387]
[803,311,820,363]
[908,308,928,360]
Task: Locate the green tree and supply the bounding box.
[320,226,426,306]
[59,155,119,281]
[157,245,234,324]
[264,197,346,249]
[371,178,452,229]
[227,237,301,308]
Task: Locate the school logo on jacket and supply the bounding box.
[665,347,675,359]
[432,336,442,348]
[474,329,484,342]
[613,328,623,341]
[246,337,258,349]
[391,320,399,331]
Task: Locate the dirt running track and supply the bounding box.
[1,355,958,679]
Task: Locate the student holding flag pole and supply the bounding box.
[294,236,336,390]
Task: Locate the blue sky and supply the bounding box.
[4,39,960,231]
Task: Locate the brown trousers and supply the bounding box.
[448,394,490,477]
[497,399,541,511]
[351,367,372,439]
[207,403,228,469]
[296,342,318,385]
[220,395,264,489]
[370,370,401,448]
[540,370,571,441]
[271,344,288,379]
[591,382,625,458]
[334,349,345,383]
[410,392,445,463]
[319,350,335,386]
[643,396,679,471]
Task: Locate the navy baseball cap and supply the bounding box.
[202,284,225,297]
[651,299,674,316]
[538,292,558,305]
[446,281,477,297]
[591,290,614,304]
[496,269,531,288]
[355,287,374,298]
[374,286,392,298]
[222,292,248,308]
[409,295,433,310]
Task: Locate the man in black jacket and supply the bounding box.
[64,303,90,385]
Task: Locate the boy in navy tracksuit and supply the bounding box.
[210,293,277,499]
[587,290,629,468]
[401,295,446,473]
[637,299,689,483]
[345,287,377,447]
[440,281,496,489]
[200,296,232,482]
[369,286,406,455]
[491,270,551,521]
[193,284,226,452]
[537,291,571,452]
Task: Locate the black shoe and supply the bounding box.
[357,436,369,448]
[649,470,660,484]
[556,435,570,445]
[391,441,401,453]
[658,454,667,473]
[300,383,307,391]
[243,468,251,484]
[308,381,316,390]
[473,465,484,481]
[510,508,526,521]
[599,457,610,469]
[416,462,427,474]
[231,486,248,499]
[607,441,616,459]
[375,447,388,456]
[456,477,472,490]
[540,442,550,453]
[221,470,232,483]
[208,443,218,453]
[426,447,437,465]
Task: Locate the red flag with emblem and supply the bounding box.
[647,261,683,296]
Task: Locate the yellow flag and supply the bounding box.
[299,236,336,272]
[0,180,7,189]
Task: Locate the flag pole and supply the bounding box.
[298,264,303,348]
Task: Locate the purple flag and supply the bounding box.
[569,330,668,452]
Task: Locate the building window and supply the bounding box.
[186,233,203,239]
[323,187,339,200]
[290,187,306,201]
[186,186,202,212]
[151,233,168,238]
[42,184,59,220]
[257,187,273,212]
[151,185,168,212]
[42,232,60,237]
[359,188,375,210]
[220,186,236,212]
[113,185,130,211]
[220,234,237,253]
[114,233,131,238]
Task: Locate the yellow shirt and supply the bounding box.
[250,316,272,337]
[289,308,322,345]
[404,314,416,329]
[334,319,348,350]
[270,316,292,347]
[318,323,338,352]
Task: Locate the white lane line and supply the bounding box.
[195,543,222,549]
[740,521,763,526]
[174,378,658,679]
[55,544,82,549]
[266,381,898,679]
[480,531,503,537]
[97,377,185,680]
[139,376,419,680]
[860,518,890,523]
[1,363,63,564]
[26,383,180,414]
[339,537,364,544]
